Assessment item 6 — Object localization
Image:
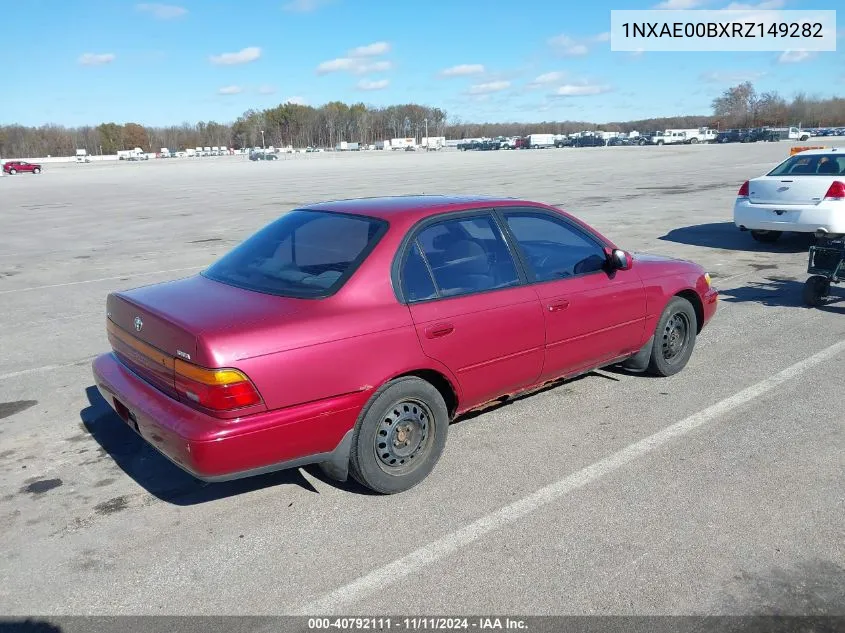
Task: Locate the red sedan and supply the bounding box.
[92,196,718,494]
[3,161,42,175]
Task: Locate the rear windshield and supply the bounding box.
[203,210,387,298]
[768,154,845,177]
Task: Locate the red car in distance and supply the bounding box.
[3,161,42,175]
[92,196,718,494]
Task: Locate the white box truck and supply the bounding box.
[528,133,555,149]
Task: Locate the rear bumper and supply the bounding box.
[733,199,845,234]
[92,353,365,482]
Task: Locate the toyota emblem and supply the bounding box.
[134,316,143,332]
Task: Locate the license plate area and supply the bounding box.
[113,397,140,433]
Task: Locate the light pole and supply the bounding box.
[260,130,265,150]
[424,118,429,149]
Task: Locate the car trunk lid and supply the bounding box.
[748,176,833,206]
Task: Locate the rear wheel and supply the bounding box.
[750,229,782,243]
[803,275,830,307]
[689,138,699,144]
[349,376,449,494]
[647,297,698,377]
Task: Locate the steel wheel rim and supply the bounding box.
[374,398,433,475]
[662,312,690,363]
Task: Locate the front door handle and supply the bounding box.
[425,323,454,339]
[547,299,570,312]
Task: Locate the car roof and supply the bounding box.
[301,195,530,221]
[791,147,844,156]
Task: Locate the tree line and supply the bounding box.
[1,83,843,159]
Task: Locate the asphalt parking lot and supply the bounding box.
[1,144,843,616]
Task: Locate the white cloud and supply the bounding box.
[653,0,704,8]
[285,96,307,105]
[593,32,611,42]
[468,80,511,95]
[316,57,356,73]
[723,0,785,8]
[440,64,485,77]
[218,85,243,95]
[283,0,333,12]
[548,34,590,56]
[316,42,393,75]
[778,50,815,63]
[357,78,389,91]
[348,42,391,57]
[552,84,612,96]
[529,71,566,87]
[357,60,393,73]
[258,85,276,95]
[700,70,766,82]
[209,47,261,65]
[78,53,115,66]
[135,3,187,19]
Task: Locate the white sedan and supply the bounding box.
[733,148,845,243]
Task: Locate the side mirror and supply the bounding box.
[609,248,633,271]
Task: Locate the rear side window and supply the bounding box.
[768,154,845,176]
[203,210,386,298]
[409,215,520,299]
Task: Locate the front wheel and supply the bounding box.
[8,168,16,175]
[803,275,830,307]
[33,168,41,174]
[647,297,698,377]
[750,229,782,243]
[349,376,449,494]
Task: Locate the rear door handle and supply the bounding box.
[425,323,454,339]
[547,300,570,312]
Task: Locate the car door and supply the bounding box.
[397,212,545,409]
[498,208,647,381]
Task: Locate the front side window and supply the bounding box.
[411,215,520,299]
[203,210,385,298]
[503,211,607,281]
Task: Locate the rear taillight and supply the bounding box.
[823,181,845,201]
[174,360,262,411]
[737,181,750,198]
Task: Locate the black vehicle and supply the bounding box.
[572,135,605,148]
[744,128,780,142]
[607,137,634,147]
[249,151,278,161]
[716,129,743,143]
[554,137,572,148]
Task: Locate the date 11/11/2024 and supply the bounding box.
[307,617,529,630]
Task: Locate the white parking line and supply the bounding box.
[294,338,845,615]
[0,266,203,295]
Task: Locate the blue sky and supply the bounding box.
[1,0,842,127]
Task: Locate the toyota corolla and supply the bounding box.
[92,195,718,494]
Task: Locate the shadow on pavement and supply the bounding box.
[79,386,372,504]
[659,222,814,253]
[719,277,845,312]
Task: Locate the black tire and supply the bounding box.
[349,376,449,494]
[8,168,16,175]
[750,229,782,243]
[656,140,664,146]
[803,275,829,307]
[647,296,698,377]
[33,168,41,174]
